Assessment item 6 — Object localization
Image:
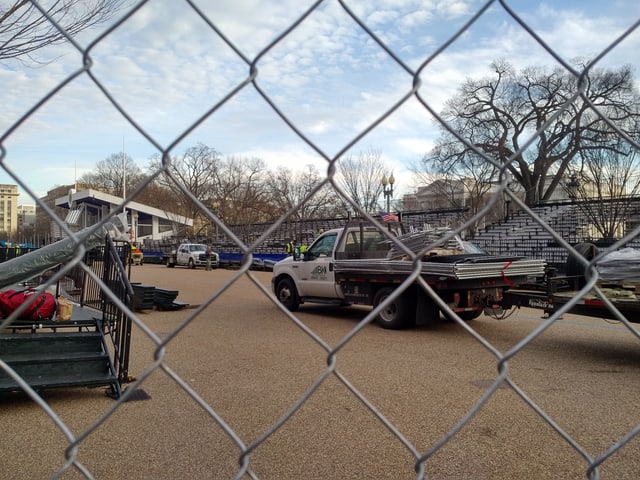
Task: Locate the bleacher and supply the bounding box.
[472,199,640,270]
[216,211,466,255]
[144,201,640,273]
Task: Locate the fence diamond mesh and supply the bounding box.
[1,1,639,479]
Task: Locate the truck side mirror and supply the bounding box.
[293,246,301,261]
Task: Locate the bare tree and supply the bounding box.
[0,0,126,64]
[266,164,342,243]
[432,60,640,206]
[266,164,341,221]
[78,152,143,197]
[149,143,221,232]
[337,149,390,216]
[411,138,499,235]
[565,139,640,240]
[134,180,176,211]
[212,156,272,242]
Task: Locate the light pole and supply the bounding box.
[381,173,395,212]
[132,212,138,243]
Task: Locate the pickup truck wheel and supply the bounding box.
[188,258,195,269]
[373,287,413,329]
[276,278,300,312]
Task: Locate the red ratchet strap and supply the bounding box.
[501,261,514,287]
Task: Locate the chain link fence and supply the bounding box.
[1,1,640,479]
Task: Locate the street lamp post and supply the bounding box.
[380,173,395,212]
[132,212,138,243]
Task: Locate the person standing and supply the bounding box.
[286,240,295,256]
[205,245,212,271]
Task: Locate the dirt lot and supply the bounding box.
[2,264,639,479]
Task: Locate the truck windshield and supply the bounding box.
[307,233,337,258]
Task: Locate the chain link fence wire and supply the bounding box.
[1,1,640,479]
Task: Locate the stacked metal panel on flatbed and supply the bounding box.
[334,257,546,280]
[336,228,546,280]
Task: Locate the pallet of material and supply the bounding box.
[131,283,155,311]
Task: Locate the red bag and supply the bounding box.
[0,288,57,321]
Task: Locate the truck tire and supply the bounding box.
[566,242,598,288]
[276,277,300,312]
[373,287,414,329]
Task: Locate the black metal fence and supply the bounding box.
[60,238,134,385]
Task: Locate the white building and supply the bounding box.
[55,188,193,242]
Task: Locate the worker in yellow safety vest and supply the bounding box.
[286,240,295,255]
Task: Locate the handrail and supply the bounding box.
[100,235,134,385]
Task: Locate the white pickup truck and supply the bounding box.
[272,220,546,329]
[163,243,219,269]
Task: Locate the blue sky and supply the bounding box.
[1,0,639,204]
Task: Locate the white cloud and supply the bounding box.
[1,0,639,204]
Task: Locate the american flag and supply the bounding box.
[380,211,399,222]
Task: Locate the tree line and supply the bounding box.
[75,147,394,238]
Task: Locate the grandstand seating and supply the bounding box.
[473,199,640,270]
[150,201,640,273]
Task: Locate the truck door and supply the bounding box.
[177,245,189,265]
[296,232,339,298]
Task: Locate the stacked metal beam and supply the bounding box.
[385,228,463,259]
[334,257,546,280]
[335,226,547,281]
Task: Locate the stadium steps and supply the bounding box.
[0,324,119,395]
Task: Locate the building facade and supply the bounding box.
[0,184,19,233]
[18,204,36,227]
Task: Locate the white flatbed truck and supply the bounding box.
[272,220,546,329]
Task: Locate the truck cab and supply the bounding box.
[273,229,341,309]
[165,243,219,269]
[272,221,401,311]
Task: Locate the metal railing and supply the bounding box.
[58,236,134,387]
[1,2,639,479]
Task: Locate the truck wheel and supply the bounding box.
[373,287,413,329]
[188,258,195,269]
[566,242,598,288]
[276,277,300,312]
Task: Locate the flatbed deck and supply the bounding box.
[503,287,640,322]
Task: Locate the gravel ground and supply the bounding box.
[1,264,639,479]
